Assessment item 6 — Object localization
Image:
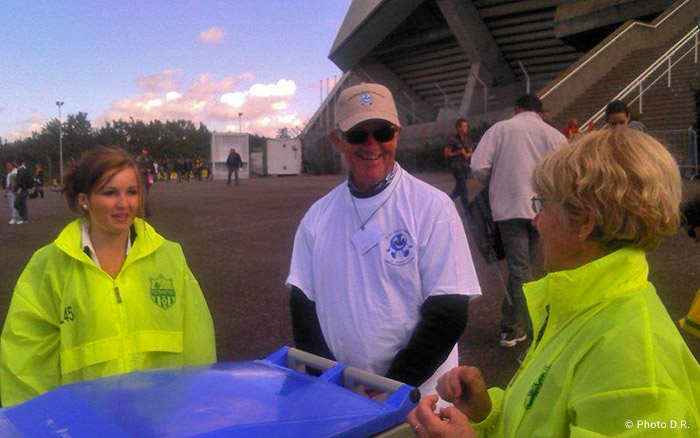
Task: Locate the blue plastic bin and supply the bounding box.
[0,346,420,437]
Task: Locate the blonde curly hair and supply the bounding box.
[532,129,681,252]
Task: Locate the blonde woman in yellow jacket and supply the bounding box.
[0,147,216,407]
[408,130,700,437]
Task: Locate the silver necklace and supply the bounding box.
[350,170,402,230]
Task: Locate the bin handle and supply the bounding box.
[285,348,407,396]
[343,366,404,395]
[286,348,338,373]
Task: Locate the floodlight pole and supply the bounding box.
[238,112,243,133]
[56,101,64,184]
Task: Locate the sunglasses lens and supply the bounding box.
[345,129,369,145]
[344,124,396,144]
[373,125,396,142]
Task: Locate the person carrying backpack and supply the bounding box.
[14,159,32,222]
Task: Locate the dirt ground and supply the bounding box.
[0,173,698,390]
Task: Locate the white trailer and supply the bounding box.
[211,132,249,180]
[265,138,302,176]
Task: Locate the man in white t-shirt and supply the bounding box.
[470,94,567,348]
[286,83,481,397]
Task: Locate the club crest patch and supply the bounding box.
[360,92,374,107]
[385,230,414,266]
[150,274,176,310]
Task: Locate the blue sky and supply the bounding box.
[0,0,350,139]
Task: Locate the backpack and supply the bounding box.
[468,187,505,264]
[18,168,34,190]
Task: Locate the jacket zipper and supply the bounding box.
[114,286,122,303]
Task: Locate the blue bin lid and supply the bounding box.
[0,347,418,437]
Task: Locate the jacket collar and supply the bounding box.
[523,247,649,336]
[55,217,164,266]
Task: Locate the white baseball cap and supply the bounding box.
[335,83,401,132]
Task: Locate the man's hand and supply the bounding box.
[436,366,491,423]
[407,394,477,438]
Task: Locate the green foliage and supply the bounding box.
[276,127,291,139]
[396,141,446,173]
[0,115,214,173]
[249,134,266,153]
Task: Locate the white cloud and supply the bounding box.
[249,79,296,98]
[7,114,46,141]
[220,91,246,108]
[271,101,288,111]
[137,68,182,91]
[165,91,182,101]
[96,69,305,137]
[199,27,225,44]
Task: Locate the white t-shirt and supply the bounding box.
[470,111,567,221]
[5,168,17,191]
[286,164,481,395]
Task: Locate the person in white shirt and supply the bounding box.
[5,161,21,225]
[286,83,481,398]
[470,94,567,347]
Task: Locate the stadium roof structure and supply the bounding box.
[300,0,685,174]
[325,0,673,120]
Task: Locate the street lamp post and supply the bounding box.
[56,101,64,184]
[238,112,243,133]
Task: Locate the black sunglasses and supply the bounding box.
[344,124,397,145]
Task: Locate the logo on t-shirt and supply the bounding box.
[385,230,414,266]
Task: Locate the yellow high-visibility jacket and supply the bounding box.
[0,218,216,407]
[474,248,700,437]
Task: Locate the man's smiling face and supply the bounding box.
[333,119,400,191]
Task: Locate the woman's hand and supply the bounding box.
[436,366,491,423]
[407,394,477,438]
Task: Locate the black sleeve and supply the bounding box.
[289,286,335,361]
[384,294,469,387]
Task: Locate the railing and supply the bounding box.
[434,83,462,117]
[400,90,417,125]
[302,71,351,138]
[582,24,699,130]
[518,61,530,94]
[649,128,699,179]
[540,0,691,100]
[471,72,488,115]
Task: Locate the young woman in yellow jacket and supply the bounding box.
[0,147,216,407]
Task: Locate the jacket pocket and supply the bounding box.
[131,331,183,354]
[60,337,121,376]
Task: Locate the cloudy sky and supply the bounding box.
[0,0,351,140]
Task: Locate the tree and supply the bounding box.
[276,127,291,139]
[63,112,93,161]
[2,113,214,169]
